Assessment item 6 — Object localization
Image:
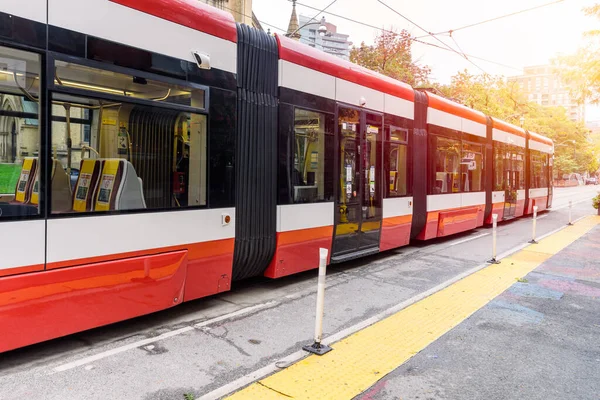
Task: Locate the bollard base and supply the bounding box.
[487,258,500,264]
[568,223,573,226]
[303,342,332,355]
[528,239,538,244]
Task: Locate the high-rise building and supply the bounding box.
[507,65,585,123]
[296,15,352,60]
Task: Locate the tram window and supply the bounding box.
[293,108,333,203]
[50,93,207,214]
[385,126,408,197]
[0,46,41,218]
[493,143,505,190]
[54,61,206,110]
[512,147,525,190]
[461,142,483,192]
[433,136,461,194]
[530,150,548,189]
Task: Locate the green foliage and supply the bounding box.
[592,192,600,209]
[437,71,599,175]
[183,393,195,400]
[0,163,21,194]
[350,29,431,87]
[553,3,600,104]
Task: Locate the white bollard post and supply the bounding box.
[303,248,332,355]
[568,200,573,225]
[529,205,538,244]
[488,214,500,264]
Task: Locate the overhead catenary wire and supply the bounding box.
[411,38,523,71]
[289,0,525,72]
[375,0,488,74]
[416,0,564,39]
[287,0,338,37]
[222,1,521,74]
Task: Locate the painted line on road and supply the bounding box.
[197,214,591,400]
[552,195,596,210]
[537,214,549,220]
[52,301,279,373]
[446,232,490,246]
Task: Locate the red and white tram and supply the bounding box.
[0,0,553,352]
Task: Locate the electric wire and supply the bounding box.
[376,0,488,74]
[290,0,523,72]
[416,0,564,39]
[288,0,338,37]
[412,38,523,71]
[221,0,521,73]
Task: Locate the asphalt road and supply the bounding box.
[0,185,597,400]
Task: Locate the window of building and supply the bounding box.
[293,108,333,203]
[50,60,208,214]
[0,46,41,219]
[385,126,409,197]
[433,136,461,194]
[461,142,483,192]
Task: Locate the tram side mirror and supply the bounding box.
[192,51,211,70]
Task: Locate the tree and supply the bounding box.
[439,70,599,175]
[553,3,600,104]
[438,70,526,122]
[350,29,431,87]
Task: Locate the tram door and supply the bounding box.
[331,106,383,261]
[503,150,517,218]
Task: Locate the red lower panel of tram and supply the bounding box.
[380,215,412,251]
[417,205,485,240]
[264,226,333,279]
[0,251,188,353]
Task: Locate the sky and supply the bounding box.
[252,0,600,121]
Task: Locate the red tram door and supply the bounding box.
[331,106,383,262]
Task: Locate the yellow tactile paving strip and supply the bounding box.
[227,215,600,400]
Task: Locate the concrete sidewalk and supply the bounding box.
[226,215,600,400]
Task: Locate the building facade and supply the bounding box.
[198,0,262,30]
[297,15,352,60]
[508,65,585,123]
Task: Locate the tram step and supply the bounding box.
[330,247,380,264]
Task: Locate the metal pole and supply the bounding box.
[487,214,500,264]
[529,205,538,244]
[568,200,573,225]
[492,214,498,262]
[303,248,332,355]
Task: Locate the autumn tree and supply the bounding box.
[350,29,431,87]
[439,70,599,176]
[553,3,600,104]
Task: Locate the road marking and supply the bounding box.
[52,301,278,373]
[446,232,489,246]
[224,216,600,400]
[551,195,596,210]
[537,214,549,220]
[197,214,594,400]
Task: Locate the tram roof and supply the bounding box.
[424,92,488,125]
[275,33,415,103]
[529,130,554,146]
[492,118,527,138]
[112,0,238,43]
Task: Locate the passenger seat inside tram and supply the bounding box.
[29,158,73,212]
[72,158,146,212]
